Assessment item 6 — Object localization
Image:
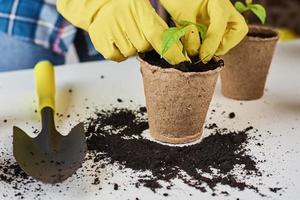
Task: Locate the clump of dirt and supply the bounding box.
[114,183,119,190]
[229,112,236,119]
[269,187,282,193]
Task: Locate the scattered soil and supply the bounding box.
[117,98,123,103]
[85,107,263,195]
[139,51,224,72]
[3,119,7,123]
[0,157,42,199]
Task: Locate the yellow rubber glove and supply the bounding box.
[57,0,188,64]
[160,0,249,63]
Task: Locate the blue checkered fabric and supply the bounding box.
[0,0,76,55]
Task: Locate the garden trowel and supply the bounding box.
[13,61,87,184]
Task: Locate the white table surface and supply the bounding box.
[0,41,300,200]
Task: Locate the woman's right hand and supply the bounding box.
[57,0,189,64]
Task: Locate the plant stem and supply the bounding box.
[194,54,211,64]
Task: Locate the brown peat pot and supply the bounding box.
[221,25,279,100]
[138,54,223,144]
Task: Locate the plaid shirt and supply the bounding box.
[0,0,165,55]
[0,0,76,55]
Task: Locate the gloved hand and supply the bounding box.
[57,0,188,64]
[160,0,248,63]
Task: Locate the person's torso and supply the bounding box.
[0,0,75,54]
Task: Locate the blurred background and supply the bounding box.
[232,0,300,36]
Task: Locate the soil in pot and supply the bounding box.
[220,25,279,100]
[139,50,224,144]
[140,50,223,72]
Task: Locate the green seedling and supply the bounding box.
[235,0,266,24]
[161,20,207,58]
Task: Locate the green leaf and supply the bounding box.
[178,20,208,40]
[161,27,187,57]
[234,1,248,13]
[160,20,208,58]
[248,4,266,24]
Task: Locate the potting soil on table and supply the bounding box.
[0,101,284,199]
[85,107,263,195]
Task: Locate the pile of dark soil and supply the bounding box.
[85,107,262,195]
[139,51,224,72]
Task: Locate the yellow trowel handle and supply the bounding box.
[34,61,55,113]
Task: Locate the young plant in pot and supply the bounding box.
[138,21,224,144]
[220,0,279,100]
